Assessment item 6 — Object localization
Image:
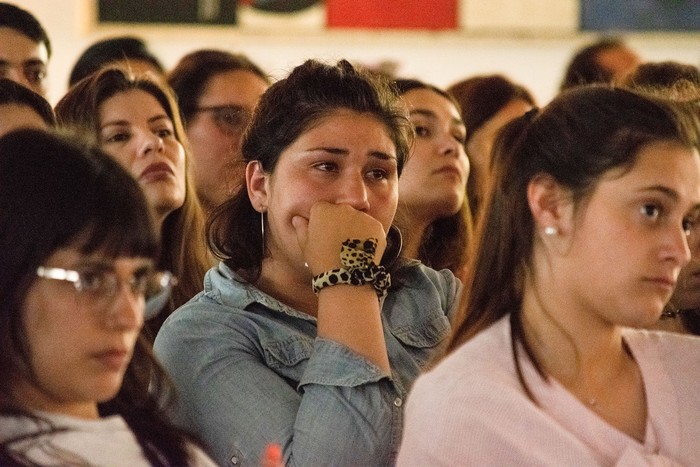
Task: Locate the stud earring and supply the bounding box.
[544,226,557,236]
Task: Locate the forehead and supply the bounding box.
[0,27,48,63]
[201,70,269,104]
[304,108,395,143]
[45,246,153,270]
[601,139,700,203]
[402,88,461,122]
[100,89,166,117]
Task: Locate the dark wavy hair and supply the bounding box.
[0,129,200,465]
[208,59,412,280]
[448,86,700,400]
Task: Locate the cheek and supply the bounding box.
[377,188,399,230]
[23,294,77,372]
[170,143,187,183]
[103,146,137,176]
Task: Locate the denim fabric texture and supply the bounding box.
[154,261,459,467]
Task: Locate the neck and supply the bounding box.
[398,211,431,261]
[256,258,318,317]
[520,274,629,387]
[11,378,100,420]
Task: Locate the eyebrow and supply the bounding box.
[311,147,397,161]
[0,58,46,67]
[639,185,700,211]
[100,114,171,130]
[409,108,465,128]
[639,185,680,200]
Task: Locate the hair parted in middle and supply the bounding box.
[54,67,210,328]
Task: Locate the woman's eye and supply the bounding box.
[78,270,109,294]
[314,162,338,172]
[366,168,388,181]
[156,128,173,138]
[682,218,694,235]
[414,125,430,138]
[640,204,660,221]
[104,132,129,143]
[453,132,467,144]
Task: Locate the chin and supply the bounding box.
[93,379,126,403]
[154,195,185,217]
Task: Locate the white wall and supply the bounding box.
[18,0,700,106]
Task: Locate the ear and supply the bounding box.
[527,173,572,237]
[246,161,268,212]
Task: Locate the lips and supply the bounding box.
[433,165,465,183]
[92,348,130,371]
[644,276,676,294]
[139,162,174,183]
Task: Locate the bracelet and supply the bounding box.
[312,238,391,298]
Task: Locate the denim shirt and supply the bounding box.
[154,261,459,467]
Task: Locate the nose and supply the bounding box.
[138,132,165,158]
[439,133,460,158]
[667,224,693,269]
[337,172,370,211]
[106,283,144,331]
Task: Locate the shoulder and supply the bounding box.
[387,263,461,317]
[411,317,516,398]
[187,443,219,467]
[401,321,561,464]
[399,262,460,293]
[625,328,700,387]
[624,328,700,364]
[400,318,603,466]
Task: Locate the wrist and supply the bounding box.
[311,238,391,298]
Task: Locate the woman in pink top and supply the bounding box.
[398,86,700,466]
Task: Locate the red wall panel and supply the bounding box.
[327,0,458,30]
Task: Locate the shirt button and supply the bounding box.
[230,456,239,465]
[393,397,403,407]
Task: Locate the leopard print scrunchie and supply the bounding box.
[312,238,391,298]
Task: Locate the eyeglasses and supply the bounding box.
[35,266,177,320]
[193,105,251,134]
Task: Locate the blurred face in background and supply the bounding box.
[16,247,147,419]
[399,88,469,226]
[186,69,269,211]
[0,27,48,97]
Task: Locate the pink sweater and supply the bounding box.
[397,315,700,466]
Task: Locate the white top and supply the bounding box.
[397,315,700,466]
[0,411,216,466]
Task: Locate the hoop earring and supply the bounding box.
[381,224,403,268]
[260,210,265,256]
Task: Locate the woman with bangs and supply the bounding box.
[0,129,215,466]
[55,68,210,335]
